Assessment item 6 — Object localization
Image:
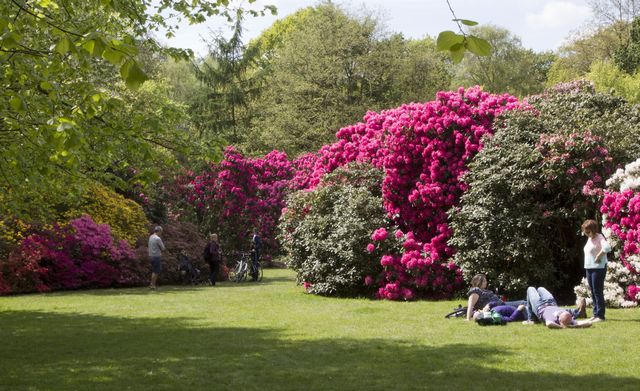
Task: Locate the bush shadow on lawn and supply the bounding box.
[1,311,639,391]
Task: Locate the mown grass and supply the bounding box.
[1,268,639,391]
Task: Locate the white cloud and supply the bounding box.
[526,1,591,28]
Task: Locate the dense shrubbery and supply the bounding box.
[178,147,293,257]
[576,158,640,307]
[450,83,621,294]
[0,215,145,294]
[283,87,518,299]
[530,80,640,164]
[280,164,400,296]
[65,183,149,245]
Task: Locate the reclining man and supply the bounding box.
[524,286,591,329]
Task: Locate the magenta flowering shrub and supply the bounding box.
[286,87,519,299]
[375,230,464,300]
[179,147,294,255]
[0,215,145,294]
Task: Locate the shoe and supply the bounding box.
[576,298,587,319]
[522,320,535,325]
[591,317,604,323]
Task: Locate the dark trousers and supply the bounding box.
[251,250,260,280]
[586,268,607,319]
[209,262,219,285]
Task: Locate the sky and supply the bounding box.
[160,0,594,56]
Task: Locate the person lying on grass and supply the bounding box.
[473,303,527,323]
[523,286,591,329]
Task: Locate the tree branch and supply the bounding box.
[10,0,84,38]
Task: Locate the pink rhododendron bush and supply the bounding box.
[284,87,520,299]
[575,158,640,307]
[0,215,146,294]
[177,147,294,256]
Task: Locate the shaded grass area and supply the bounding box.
[1,269,639,390]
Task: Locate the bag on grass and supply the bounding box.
[475,310,506,326]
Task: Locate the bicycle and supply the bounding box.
[228,252,263,282]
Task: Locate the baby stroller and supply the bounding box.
[177,253,202,285]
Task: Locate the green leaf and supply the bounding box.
[54,37,72,55]
[56,117,76,132]
[102,46,124,65]
[64,131,82,148]
[40,81,53,91]
[120,60,148,90]
[82,38,105,57]
[454,19,479,26]
[1,32,21,50]
[450,43,466,64]
[466,35,492,57]
[436,31,464,51]
[36,0,59,9]
[9,95,26,112]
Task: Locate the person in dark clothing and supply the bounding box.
[250,230,262,281]
[203,233,221,286]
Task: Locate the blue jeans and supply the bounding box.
[526,287,557,321]
[587,268,606,319]
[251,250,260,280]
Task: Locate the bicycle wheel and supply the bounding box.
[240,262,248,281]
[233,262,245,283]
[228,267,236,282]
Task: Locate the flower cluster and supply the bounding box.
[600,158,640,270]
[373,230,464,300]
[179,147,294,255]
[0,215,144,294]
[536,131,614,214]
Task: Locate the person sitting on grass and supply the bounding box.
[523,286,591,329]
[465,273,527,321]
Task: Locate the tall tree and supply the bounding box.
[451,25,554,97]
[546,24,621,85]
[193,11,264,145]
[244,2,450,156]
[614,16,640,73]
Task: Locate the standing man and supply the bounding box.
[148,226,166,290]
[203,233,221,286]
[250,229,262,281]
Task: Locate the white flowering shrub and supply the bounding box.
[576,158,640,307]
[574,259,639,308]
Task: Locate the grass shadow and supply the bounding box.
[1,310,638,390]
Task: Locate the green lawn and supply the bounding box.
[1,269,639,391]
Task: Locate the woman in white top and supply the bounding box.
[581,219,611,322]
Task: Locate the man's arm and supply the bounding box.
[546,321,564,329]
[568,320,593,328]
